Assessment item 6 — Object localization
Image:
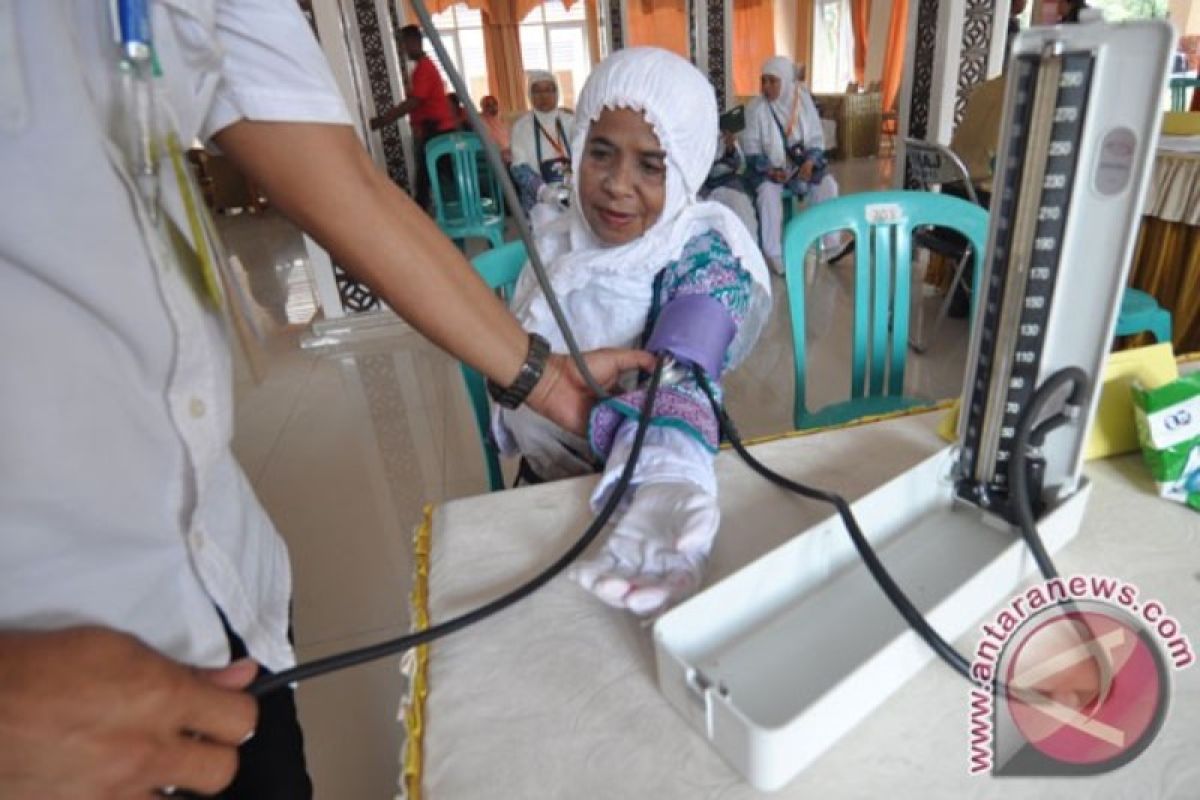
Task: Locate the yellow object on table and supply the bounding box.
[1163,111,1200,136]
[937,343,1179,458]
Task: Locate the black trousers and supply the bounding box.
[179,617,313,799]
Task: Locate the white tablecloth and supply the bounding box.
[406,410,1200,799]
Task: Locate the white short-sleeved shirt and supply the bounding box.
[0,0,350,672]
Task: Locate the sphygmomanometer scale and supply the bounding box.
[654,19,1174,792]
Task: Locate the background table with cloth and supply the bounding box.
[399,401,1200,798]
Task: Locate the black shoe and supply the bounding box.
[823,238,855,265]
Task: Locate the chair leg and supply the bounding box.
[910,249,970,354]
[1152,310,1173,346]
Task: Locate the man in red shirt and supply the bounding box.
[371,25,457,209]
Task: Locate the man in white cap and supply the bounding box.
[510,71,576,212]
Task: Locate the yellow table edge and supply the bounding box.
[400,351,1200,797]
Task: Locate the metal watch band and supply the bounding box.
[486,333,550,410]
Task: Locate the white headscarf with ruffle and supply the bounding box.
[510,47,771,371]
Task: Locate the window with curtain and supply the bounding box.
[519,1,592,109]
[810,0,854,94]
[431,4,491,102]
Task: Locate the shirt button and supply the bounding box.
[189,397,207,419]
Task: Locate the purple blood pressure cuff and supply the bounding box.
[644,293,736,380]
[587,294,735,459]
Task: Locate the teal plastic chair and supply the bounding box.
[461,241,528,491]
[783,190,988,430]
[1116,288,1172,345]
[1169,77,1199,112]
[426,132,506,250]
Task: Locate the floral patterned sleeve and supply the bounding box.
[588,229,754,457]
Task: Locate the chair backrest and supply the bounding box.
[1169,76,1200,112]
[461,241,529,491]
[902,137,979,204]
[782,190,988,429]
[426,132,504,232]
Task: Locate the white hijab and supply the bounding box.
[512,71,573,170]
[743,56,825,168]
[510,47,771,371]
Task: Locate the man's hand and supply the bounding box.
[526,349,658,435]
[0,627,258,799]
[797,160,815,181]
[767,167,790,183]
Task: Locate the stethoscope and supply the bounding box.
[248,0,1076,698]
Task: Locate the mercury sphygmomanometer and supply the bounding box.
[253,26,1176,786]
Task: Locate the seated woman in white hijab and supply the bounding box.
[701,131,758,239]
[510,71,576,213]
[743,56,849,274]
[494,48,772,615]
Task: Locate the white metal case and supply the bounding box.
[653,18,1173,792]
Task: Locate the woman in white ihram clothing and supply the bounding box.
[510,70,577,212]
[742,56,850,275]
[494,47,772,616]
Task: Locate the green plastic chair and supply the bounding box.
[426,132,506,250]
[1116,288,1172,345]
[1169,77,1200,112]
[461,241,528,491]
[783,190,988,430]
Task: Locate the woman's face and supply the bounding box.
[761,74,782,101]
[578,107,667,246]
[530,81,559,113]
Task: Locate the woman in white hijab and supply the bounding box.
[495,47,772,615]
[510,70,576,212]
[743,56,846,273]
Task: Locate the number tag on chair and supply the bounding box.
[865,203,903,224]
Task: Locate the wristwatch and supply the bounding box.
[486,333,551,410]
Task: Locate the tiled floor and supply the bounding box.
[223,156,975,798]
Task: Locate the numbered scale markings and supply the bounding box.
[956,48,1096,518]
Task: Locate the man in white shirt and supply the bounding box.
[0,2,649,798]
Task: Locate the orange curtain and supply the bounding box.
[794,0,814,82]
[482,3,527,113]
[626,0,688,57]
[880,0,907,111]
[850,0,869,87]
[402,0,491,21]
[584,0,601,66]
[732,0,776,98]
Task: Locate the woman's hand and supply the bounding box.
[526,349,658,435]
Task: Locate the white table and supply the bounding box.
[403,409,1200,799]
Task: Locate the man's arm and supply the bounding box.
[370,97,418,130]
[214,121,653,432]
